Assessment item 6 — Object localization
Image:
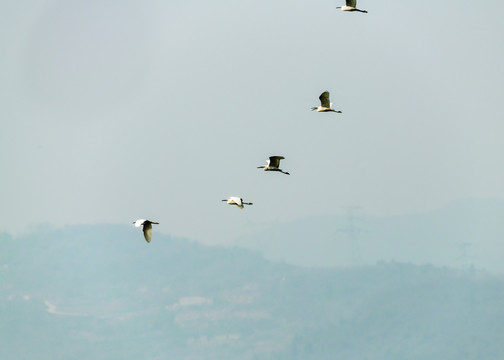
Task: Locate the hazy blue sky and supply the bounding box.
[1,0,503,244]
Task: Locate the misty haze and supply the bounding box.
[1,0,504,359]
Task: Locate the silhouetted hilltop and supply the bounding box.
[236,198,504,272]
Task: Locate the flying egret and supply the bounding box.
[222,197,253,209]
[311,91,342,113]
[257,156,290,175]
[133,219,159,243]
[336,0,367,13]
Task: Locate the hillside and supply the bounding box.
[1,225,504,359]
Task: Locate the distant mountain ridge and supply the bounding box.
[236,198,504,272]
[1,224,504,359]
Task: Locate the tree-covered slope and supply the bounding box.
[1,225,503,359]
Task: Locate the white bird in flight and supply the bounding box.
[222,197,253,209]
[133,219,159,243]
[336,0,367,13]
[311,91,342,113]
[257,156,290,175]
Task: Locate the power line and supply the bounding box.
[337,206,366,266]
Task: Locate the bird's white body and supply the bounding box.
[222,196,253,209]
[133,219,159,243]
[311,91,342,113]
[258,156,290,175]
[337,0,367,13]
[133,219,146,228]
[313,105,334,112]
